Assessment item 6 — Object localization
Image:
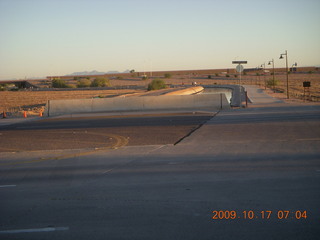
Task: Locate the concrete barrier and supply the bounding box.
[45,93,230,117]
[164,86,204,95]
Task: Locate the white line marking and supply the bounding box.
[0,185,16,188]
[0,227,69,234]
[16,126,42,129]
[102,169,113,174]
[296,138,320,141]
[146,145,166,153]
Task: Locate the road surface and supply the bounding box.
[0,112,213,152]
[0,91,319,240]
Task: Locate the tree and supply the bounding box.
[91,77,110,87]
[0,84,7,91]
[77,78,91,88]
[141,75,148,80]
[52,78,70,88]
[147,79,167,91]
[164,73,172,78]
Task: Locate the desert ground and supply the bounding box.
[1,70,319,117]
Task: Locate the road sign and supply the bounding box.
[232,61,248,64]
[303,81,311,87]
[236,64,244,73]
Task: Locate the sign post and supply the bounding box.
[303,81,311,102]
[232,61,247,107]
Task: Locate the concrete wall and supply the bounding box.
[202,85,240,107]
[45,93,230,116]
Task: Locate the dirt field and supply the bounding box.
[1,71,319,117]
[0,89,145,117]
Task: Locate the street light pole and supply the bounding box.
[261,63,266,89]
[280,50,289,99]
[232,60,247,107]
[268,59,275,91]
[256,66,261,86]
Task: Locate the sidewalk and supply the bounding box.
[243,85,284,105]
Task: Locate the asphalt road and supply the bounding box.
[0,112,214,152]
[0,105,319,240]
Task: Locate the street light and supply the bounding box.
[261,63,266,89]
[268,59,275,91]
[291,62,297,72]
[279,50,289,99]
[256,66,261,86]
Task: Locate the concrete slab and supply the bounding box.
[244,85,284,105]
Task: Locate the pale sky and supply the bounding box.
[0,0,319,79]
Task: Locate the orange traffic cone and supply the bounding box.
[2,111,6,118]
[23,111,27,118]
[39,110,43,117]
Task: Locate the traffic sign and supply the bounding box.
[236,64,244,73]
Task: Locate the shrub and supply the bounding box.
[130,70,136,77]
[52,78,70,88]
[148,79,167,91]
[91,77,110,87]
[0,84,7,91]
[77,78,92,88]
[164,73,172,78]
[208,75,212,79]
[267,78,279,88]
[141,75,148,80]
[68,84,77,88]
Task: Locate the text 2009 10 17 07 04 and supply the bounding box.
[212,210,307,220]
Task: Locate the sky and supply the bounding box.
[0,0,319,79]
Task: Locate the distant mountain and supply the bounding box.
[66,70,130,76]
[67,70,106,76]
